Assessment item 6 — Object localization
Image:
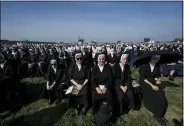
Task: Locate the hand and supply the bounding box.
[156,80,161,84]
[152,85,159,91]
[120,86,127,93]
[102,88,107,94]
[96,87,103,94]
[76,84,83,91]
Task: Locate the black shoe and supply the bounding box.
[154,116,167,126]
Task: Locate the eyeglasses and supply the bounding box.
[76,58,82,60]
[51,63,57,66]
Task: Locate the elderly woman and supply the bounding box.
[139,55,168,126]
[91,53,113,114]
[42,58,65,105]
[112,54,135,115]
[68,51,90,114]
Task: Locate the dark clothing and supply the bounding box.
[68,63,90,108]
[42,66,67,103]
[139,64,168,118]
[37,54,49,77]
[112,63,135,113]
[0,61,14,78]
[28,54,38,77]
[107,54,118,65]
[91,64,113,113]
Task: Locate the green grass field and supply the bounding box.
[0,68,183,126]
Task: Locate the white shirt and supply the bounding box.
[98,64,104,72]
[76,63,81,71]
[119,63,125,72]
[149,63,155,72]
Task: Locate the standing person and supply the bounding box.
[91,53,113,114]
[68,51,90,114]
[113,54,135,115]
[138,55,168,126]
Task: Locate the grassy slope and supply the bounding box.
[0,68,183,126]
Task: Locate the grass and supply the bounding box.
[0,68,183,126]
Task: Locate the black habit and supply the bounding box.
[139,64,168,118]
[91,64,113,113]
[68,63,90,108]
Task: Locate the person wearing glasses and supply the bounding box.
[91,53,113,114]
[42,58,64,105]
[68,51,90,114]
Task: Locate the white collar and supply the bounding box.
[119,63,125,72]
[98,64,104,72]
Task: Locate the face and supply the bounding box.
[75,57,82,64]
[150,55,160,64]
[50,60,57,68]
[120,58,127,65]
[98,57,105,65]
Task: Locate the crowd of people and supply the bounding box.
[0,42,183,126]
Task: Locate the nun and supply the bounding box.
[28,49,38,77]
[113,54,135,114]
[0,52,14,77]
[42,58,64,105]
[107,48,118,68]
[58,46,69,68]
[91,53,113,114]
[139,55,168,126]
[18,48,29,78]
[37,48,49,77]
[68,51,90,114]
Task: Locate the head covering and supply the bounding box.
[120,54,129,60]
[97,53,105,60]
[74,50,83,59]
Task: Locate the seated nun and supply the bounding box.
[42,58,67,105]
[37,48,49,77]
[112,54,135,115]
[28,49,38,77]
[0,52,15,78]
[18,48,29,78]
[67,51,90,114]
[139,55,168,126]
[107,48,118,68]
[91,53,113,114]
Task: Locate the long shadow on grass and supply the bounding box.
[9,102,67,126]
[24,81,45,104]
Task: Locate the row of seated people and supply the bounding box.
[42,51,142,117]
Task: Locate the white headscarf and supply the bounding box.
[120,54,129,60]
